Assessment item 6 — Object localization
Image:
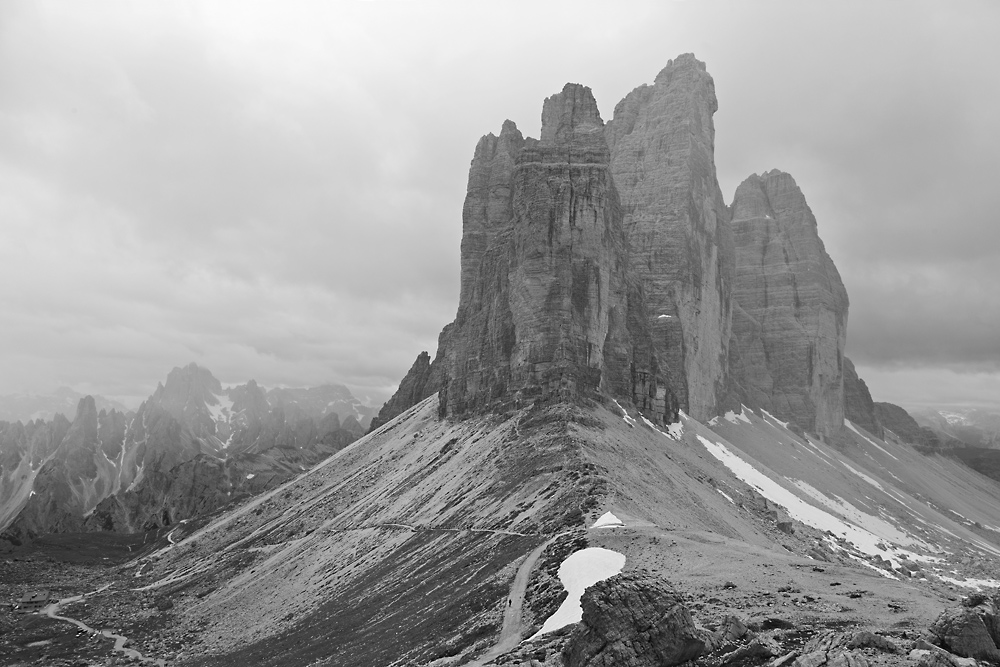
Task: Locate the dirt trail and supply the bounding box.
[44,594,165,666]
[469,536,557,666]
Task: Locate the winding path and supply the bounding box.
[44,593,165,666]
[469,536,558,666]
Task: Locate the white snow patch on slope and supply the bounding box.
[845,420,899,460]
[724,409,752,425]
[839,461,886,492]
[936,574,1000,590]
[611,400,636,428]
[246,473,255,480]
[532,548,626,637]
[208,392,234,422]
[760,410,789,429]
[642,415,683,440]
[696,436,928,567]
[591,512,624,529]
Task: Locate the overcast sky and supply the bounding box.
[1,1,997,410]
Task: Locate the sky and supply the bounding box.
[1,0,998,411]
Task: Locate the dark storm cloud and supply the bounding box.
[1,0,998,409]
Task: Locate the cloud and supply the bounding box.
[0,0,997,410]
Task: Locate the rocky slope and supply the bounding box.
[606,54,734,421]
[727,170,849,439]
[0,365,367,541]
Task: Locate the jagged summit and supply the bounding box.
[607,54,732,421]
[539,83,604,146]
[727,169,848,438]
[373,82,676,429]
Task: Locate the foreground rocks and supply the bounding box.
[563,573,705,667]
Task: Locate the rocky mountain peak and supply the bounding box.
[728,169,849,438]
[539,83,604,147]
[606,55,732,421]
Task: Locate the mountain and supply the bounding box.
[606,53,734,421]
[6,55,1000,667]
[96,57,1000,667]
[0,364,367,542]
[0,386,129,423]
[913,407,1000,449]
[267,384,376,428]
[727,170,849,439]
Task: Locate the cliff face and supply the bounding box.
[377,84,676,427]
[606,54,734,421]
[378,56,858,436]
[727,170,849,438]
[843,357,884,439]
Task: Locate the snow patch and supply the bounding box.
[760,410,789,429]
[246,473,255,480]
[936,574,1000,590]
[591,512,624,529]
[207,392,234,423]
[657,314,672,319]
[611,399,636,428]
[724,409,752,425]
[641,416,683,441]
[839,461,886,492]
[845,420,899,460]
[697,435,929,568]
[531,548,626,637]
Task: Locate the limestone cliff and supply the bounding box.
[843,357,884,439]
[378,84,676,426]
[606,54,734,421]
[728,170,848,438]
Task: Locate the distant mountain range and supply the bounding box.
[0,387,129,423]
[912,406,1000,449]
[0,364,376,543]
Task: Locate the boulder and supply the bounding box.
[929,606,1000,661]
[563,572,706,667]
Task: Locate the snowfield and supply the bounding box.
[531,547,626,637]
[590,512,624,529]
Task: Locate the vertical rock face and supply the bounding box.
[728,170,849,438]
[444,83,670,418]
[606,54,734,421]
[842,357,884,439]
[377,84,675,426]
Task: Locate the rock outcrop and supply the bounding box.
[378,56,859,437]
[727,170,849,438]
[875,402,943,448]
[928,601,1000,662]
[606,54,734,421]
[842,358,883,439]
[563,572,705,667]
[380,84,676,425]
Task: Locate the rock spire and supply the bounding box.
[606,54,734,421]
[727,170,849,438]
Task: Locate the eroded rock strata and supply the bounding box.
[606,54,734,421]
[842,357,884,439]
[727,170,849,438]
[379,84,676,426]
